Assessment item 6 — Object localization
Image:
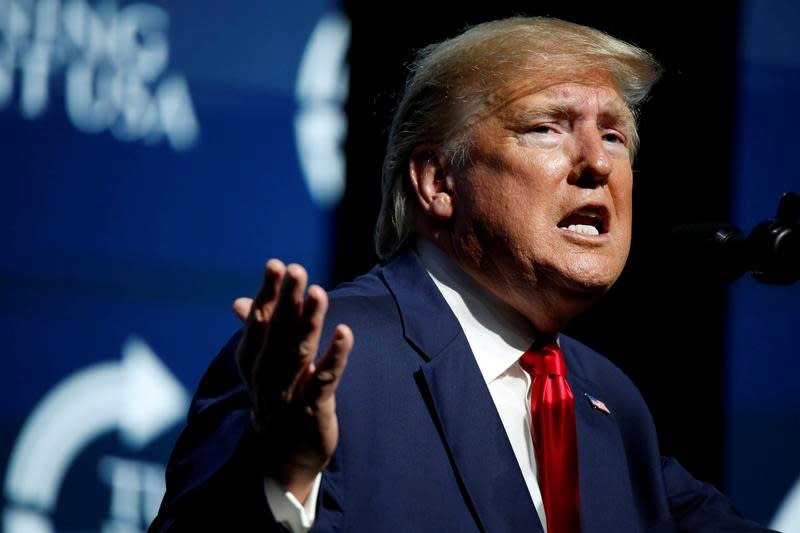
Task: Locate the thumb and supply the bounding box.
[232,297,254,322]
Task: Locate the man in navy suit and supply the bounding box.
[151,17,773,532]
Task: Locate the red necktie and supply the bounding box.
[520,342,581,533]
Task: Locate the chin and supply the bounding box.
[520,274,612,334]
[552,262,615,289]
[543,268,619,320]
[566,274,617,296]
[560,255,624,293]
[518,255,624,332]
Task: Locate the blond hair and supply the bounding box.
[374,16,661,260]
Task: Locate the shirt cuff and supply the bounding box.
[263,473,322,532]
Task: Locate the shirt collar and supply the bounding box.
[416,239,539,384]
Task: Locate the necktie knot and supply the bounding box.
[520,342,567,378]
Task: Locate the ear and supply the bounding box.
[408,145,454,221]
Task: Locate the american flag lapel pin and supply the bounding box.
[584,393,611,415]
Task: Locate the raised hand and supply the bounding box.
[234,259,353,503]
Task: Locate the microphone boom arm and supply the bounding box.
[670,192,800,285]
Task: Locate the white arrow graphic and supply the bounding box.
[771,474,800,532]
[294,12,351,208]
[4,336,189,513]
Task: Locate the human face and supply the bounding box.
[446,74,635,331]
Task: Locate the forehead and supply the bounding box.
[487,68,633,126]
[506,77,628,117]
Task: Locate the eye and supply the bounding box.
[529,124,557,134]
[602,131,625,144]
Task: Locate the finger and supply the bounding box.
[259,263,309,399]
[267,263,308,335]
[232,297,253,322]
[297,285,328,362]
[253,259,287,323]
[303,324,353,406]
[285,284,329,393]
[237,260,286,387]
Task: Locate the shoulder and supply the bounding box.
[328,264,393,309]
[559,334,636,389]
[323,250,436,339]
[324,264,401,332]
[560,335,642,397]
[560,334,656,431]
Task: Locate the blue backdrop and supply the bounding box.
[727,1,800,530]
[0,1,347,531]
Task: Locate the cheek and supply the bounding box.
[503,154,571,216]
[536,151,572,180]
[611,172,634,223]
[511,143,570,181]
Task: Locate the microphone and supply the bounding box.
[669,224,748,281]
[669,192,800,285]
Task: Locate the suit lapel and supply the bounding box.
[562,341,642,532]
[419,342,544,533]
[382,251,542,533]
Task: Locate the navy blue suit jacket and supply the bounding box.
[151,250,771,532]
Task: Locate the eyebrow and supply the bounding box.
[506,97,635,134]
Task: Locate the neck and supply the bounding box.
[415,232,592,334]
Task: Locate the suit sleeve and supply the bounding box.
[148,331,288,533]
[662,456,778,532]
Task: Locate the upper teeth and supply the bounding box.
[564,224,599,236]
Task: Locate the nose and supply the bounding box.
[567,126,612,188]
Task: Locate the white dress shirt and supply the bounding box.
[265,240,548,531]
[264,473,320,532]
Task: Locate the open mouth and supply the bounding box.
[557,206,609,236]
